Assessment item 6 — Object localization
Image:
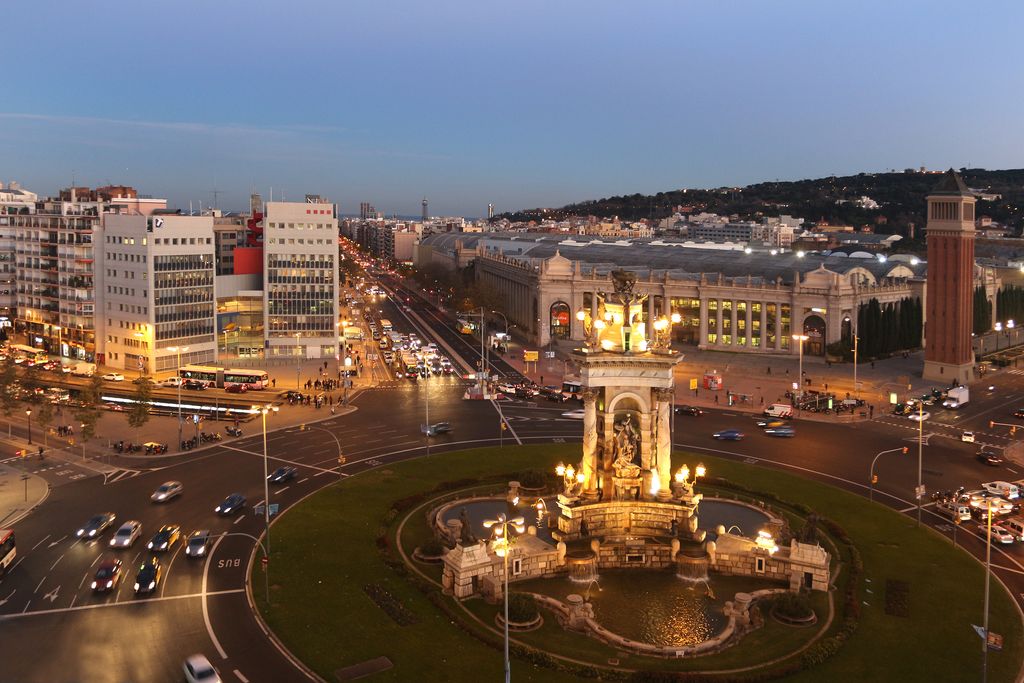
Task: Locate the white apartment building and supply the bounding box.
[263,201,339,358]
[98,213,217,373]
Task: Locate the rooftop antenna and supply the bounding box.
[211,182,222,209]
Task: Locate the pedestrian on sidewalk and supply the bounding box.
[714,394,719,404]
[540,375,544,385]
[767,366,771,375]
[272,378,276,388]
[869,405,875,418]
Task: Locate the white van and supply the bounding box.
[70,362,96,377]
[763,404,794,419]
[938,501,972,522]
[998,517,1024,542]
[983,481,1020,500]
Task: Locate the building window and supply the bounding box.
[755,557,765,574]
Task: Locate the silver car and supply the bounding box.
[151,480,183,503]
[109,520,142,548]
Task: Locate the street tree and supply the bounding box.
[0,356,17,436]
[75,375,105,455]
[128,380,152,441]
[35,400,54,449]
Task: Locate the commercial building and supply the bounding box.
[98,213,216,373]
[416,231,998,356]
[263,200,340,358]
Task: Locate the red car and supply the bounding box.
[92,558,123,592]
[225,384,249,394]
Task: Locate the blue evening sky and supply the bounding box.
[2,1,1021,217]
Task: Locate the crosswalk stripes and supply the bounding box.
[1006,369,1024,376]
[103,469,142,485]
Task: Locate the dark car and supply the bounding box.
[674,405,704,417]
[225,383,249,394]
[147,524,181,552]
[185,530,211,558]
[978,450,1004,466]
[134,557,162,594]
[91,559,123,592]
[513,386,536,400]
[215,493,246,515]
[183,379,207,391]
[1013,409,1024,419]
[538,386,567,403]
[280,390,304,401]
[764,426,796,438]
[713,429,745,441]
[268,466,297,484]
[77,512,117,539]
[423,422,452,436]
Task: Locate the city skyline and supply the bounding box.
[3,1,1024,217]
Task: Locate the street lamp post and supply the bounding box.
[868,446,908,501]
[844,315,859,400]
[982,499,994,682]
[294,332,302,390]
[995,322,1003,352]
[167,346,189,449]
[338,320,350,404]
[792,334,808,400]
[483,512,526,683]
[916,399,924,527]
[254,405,279,557]
[25,409,32,445]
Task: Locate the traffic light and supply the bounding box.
[871,474,878,484]
[901,447,909,454]
[1013,426,1018,436]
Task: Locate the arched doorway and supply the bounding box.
[803,315,826,355]
[550,301,571,340]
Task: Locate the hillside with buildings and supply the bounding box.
[499,167,1024,238]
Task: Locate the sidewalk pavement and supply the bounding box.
[497,339,996,423]
[0,460,48,528]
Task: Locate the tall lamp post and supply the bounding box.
[483,512,526,683]
[995,322,1003,352]
[254,404,279,556]
[843,315,859,400]
[166,346,189,449]
[916,399,925,527]
[868,446,908,501]
[338,320,350,403]
[982,499,994,682]
[294,332,302,390]
[25,409,32,445]
[792,334,809,400]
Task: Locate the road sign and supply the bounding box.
[269,503,279,517]
[544,351,556,359]
[523,350,539,362]
[689,378,698,391]
[915,484,926,499]
[889,392,898,405]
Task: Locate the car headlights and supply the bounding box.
[91,581,97,589]
[109,539,116,546]
[106,580,113,588]
[134,583,140,591]
[147,542,153,549]
[214,506,222,513]
[149,581,155,589]
[77,529,85,537]
[89,530,96,537]
[160,542,168,549]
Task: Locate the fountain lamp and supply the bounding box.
[755,529,779,555]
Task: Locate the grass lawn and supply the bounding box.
[253,444,1024,682]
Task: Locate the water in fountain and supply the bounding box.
[675,555,710,583]
[569,557,599,583]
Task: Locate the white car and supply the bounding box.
[109,520,142,548]
[979,524,1016,544]
[962,431,976,443]
[982,481,1020,500]
[561,409,586,420]
[102,372,125,382]
[908,411,930,422]
[151,480,183,503]
[183,654,222,683]
[965,490,1015,515]
[160,377,183,388]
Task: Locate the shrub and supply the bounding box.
[771,591,814,620]
[518,469,546,489]
[506,593,539,623]
[420,537,446,557]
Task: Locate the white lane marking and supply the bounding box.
[48,536,66,548]
[232,514,245,525]
[219,445,337,475]
[1008,468,1019,475]
[203,533,230,659]
[0,589,14,606]
[298,477,309,484]
[275,486,290,495]
[68,595,76,609]
[160,543,185,599]
[49,553,66,572]
[33,578,45,594]
[31,534,51,550]
[1,588,245,621]
[78,573,89,590]
[42,586,60,603]
[90,554,102,568]
[233,670,250,683]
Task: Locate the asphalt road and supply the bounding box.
[4,282,1024,682]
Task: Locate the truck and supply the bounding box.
[70,362,96,377]
[763,403,794,419]
[942,386,969,409]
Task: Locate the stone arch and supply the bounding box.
[606,390,651,416]
[802,314,827,356]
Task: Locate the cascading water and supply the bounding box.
[566,550,599,583]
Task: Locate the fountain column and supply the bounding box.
[654,387,674,500]
[582,388,600,498]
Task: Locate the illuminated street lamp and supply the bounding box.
[673,462,706,498]
[166,346,189,448]
[25,409,32,445]
[792,334,809,399]
[253,404,280,555]
[483,512,526,683]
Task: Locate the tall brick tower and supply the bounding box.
[922,169,976,385]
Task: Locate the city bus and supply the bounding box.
[178,365,221,387]
[561,380,583,401]
[455,318,475,335]
[379,319,393,333]
[9,344,48,365]
[0,529,15,578]
[401,351,419,380]
[223,369,270,390]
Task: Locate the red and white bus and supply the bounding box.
[178,364,220,387]
[224,369,270,390]
[0,529,15,578]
